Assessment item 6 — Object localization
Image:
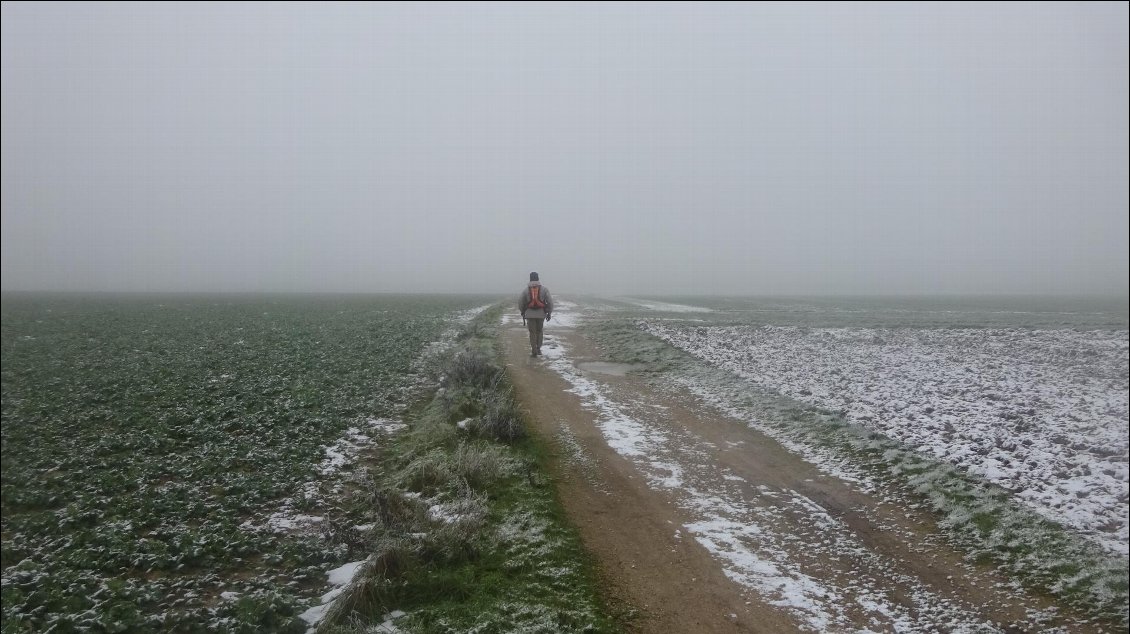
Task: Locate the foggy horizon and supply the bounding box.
[3,3,1128,297]
[2,289,1129,302]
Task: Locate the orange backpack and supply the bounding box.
[527,286,546,310]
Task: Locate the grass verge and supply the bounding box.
[316,306,618,633]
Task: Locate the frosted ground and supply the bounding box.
[641,321,1129,556]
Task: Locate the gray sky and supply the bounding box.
[2,2,1127,296]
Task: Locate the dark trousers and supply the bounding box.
[526,318,544,353]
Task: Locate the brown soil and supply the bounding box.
[502,324,1103,634]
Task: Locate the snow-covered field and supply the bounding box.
[641,323,1130,555]
[620,298,714,313]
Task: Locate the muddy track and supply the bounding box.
[502,321,1104,633]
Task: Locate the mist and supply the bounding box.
[2,2,1127,296]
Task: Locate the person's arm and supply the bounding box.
[544,287,554,317]
[518,290,528,318]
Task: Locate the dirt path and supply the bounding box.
[502,319,1102,633]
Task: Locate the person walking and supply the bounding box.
[519,272,553,357]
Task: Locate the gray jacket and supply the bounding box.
[519,282,553,319]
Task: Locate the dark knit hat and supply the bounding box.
[529,272,539,281]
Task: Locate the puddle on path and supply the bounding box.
[577,361,640,376]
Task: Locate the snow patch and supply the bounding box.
[326,560,364,586]
[547,299,583,328]
[263,513,324,534]
[244,417,406,536]
[372,610,407,633]
[299,559,369,629]
[319,418,405,476]
[622,298,713,313]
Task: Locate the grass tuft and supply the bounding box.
[443,347,501,389]
[472,388,527,443]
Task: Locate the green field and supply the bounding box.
[1,294,491,631]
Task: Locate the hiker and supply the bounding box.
[519,272,553,357]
